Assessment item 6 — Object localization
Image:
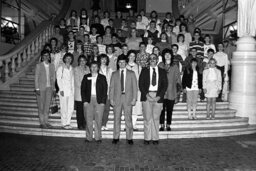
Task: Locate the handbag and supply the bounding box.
[50,95,58,114]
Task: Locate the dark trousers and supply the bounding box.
[160,99,175,125]
[75,101,86,128]
[102,99,110,126]
[216,66,225,100]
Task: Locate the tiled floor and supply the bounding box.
[0,133,256,171]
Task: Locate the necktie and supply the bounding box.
[121,70,124,92]
[152,68,156,86]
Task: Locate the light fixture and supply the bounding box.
[126,3,132,9]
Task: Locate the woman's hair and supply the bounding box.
[69,9,77,18]
[208,58,217,65]
[185,58,199,74]
[63,52,74,64]
[177,34,185,43]
[153,46,160,55]
[40,49,51,62]
[179,23,188,32]
[50,37,58,47]
[105,45,114,54]
[78,55,87,66]
[160,32,168,41]
[99,54,110,66]
[150,10,158,19]
[161,48,173,65]
[43,43,52,52]
[127,50,137,62]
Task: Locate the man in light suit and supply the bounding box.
[109,54,138,145]
[139,53,168,145]
[35,50,56,128]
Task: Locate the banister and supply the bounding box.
[0,0,72,89]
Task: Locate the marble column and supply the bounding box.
[229,0,256,125]
[229,36,256,124]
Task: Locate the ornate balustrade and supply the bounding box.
[0,0,71,90]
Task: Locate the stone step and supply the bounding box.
[0,98,230,109]
[19,77,35,82]
[10,86,35,92]
[0,108,237,119]
[11,84,35,88]
[0,116,249,129]
[0,93,37,99]
[19,80,36,85]
[0,90,36,96]
[0,122,255,139]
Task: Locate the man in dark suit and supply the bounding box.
[81,61,108,143]
[109,55,138,145]
[139,53,168,145]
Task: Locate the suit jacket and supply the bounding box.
[35,62,55,91]
[139,67,168,103]
[109,69,138,106]
[81,73,108,104]
[182,68,203,89]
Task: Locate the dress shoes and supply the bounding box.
[159,127,165,131]
[96,140,102,144]
[144,140,150,145]
[127,140,134,145]
[152,140,159,145]
[166,127,171,131]
[112,139,119,144]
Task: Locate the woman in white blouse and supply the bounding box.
[179,23,192,46]
[203,58,222,119]
[74,55,90,129]
[57,53,75,129]
[177,34,189,61]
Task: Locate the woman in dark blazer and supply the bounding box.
[158,48,181,131]
[182,58,203,120]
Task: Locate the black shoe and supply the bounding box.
[166,127,171,131]
[127,140,134,145]
[96,140,102,144]
[159,127,164,131]
[39,124,47,129]
[45,123,53,128]
[144,140,150,145]
[133,128,139,131]
[84,139,91,143]
[152,140,159,145]
[112,139,119,144]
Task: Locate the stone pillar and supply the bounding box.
[229,0,256,125]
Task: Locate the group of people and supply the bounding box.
[34,8,237,145]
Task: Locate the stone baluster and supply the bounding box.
[27,44,31,61]
[4,59,10,81]
[11,55,16,76]
[22,48,27,66]
[17,53,22,70]
[35,37,39,54]
[0,60,3,83]
[31,41,35,56]
[39,34,42,50]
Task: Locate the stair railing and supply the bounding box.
[0,0,71,90]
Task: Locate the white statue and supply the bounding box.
[237,0,256,37]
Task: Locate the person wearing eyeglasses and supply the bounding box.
[203,58,222,119]
[139,53,168,145]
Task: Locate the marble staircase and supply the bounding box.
[0,66,256,139]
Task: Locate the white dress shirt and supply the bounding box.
[91,74,98,96]
[120,68,127,93]
[43,62,50,88]
[213,52,229,74]
[149,66,159,91]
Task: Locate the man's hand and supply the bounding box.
[100,103,105,106]
[146,94,154,102]
[199,89,202,94]
[60,91,64,97]
[110,100,115,106]
[83,102,89,106]
[183,89,187,93]
[131,99,136,106]
[203,89,207,94]
[154,96,160,102]
[35,90,40,96]
[217,90,221,94]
